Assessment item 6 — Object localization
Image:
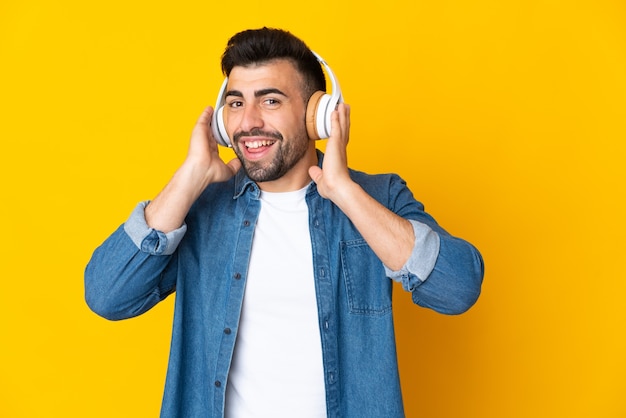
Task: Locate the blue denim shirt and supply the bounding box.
[85,151,484,418]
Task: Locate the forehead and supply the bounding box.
[227,59,304,91]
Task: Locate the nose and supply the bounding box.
[236,103,264,134]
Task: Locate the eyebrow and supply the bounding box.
[225,88,288,98]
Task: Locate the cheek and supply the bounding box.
[223,111,238,134]
[279,111,307,137]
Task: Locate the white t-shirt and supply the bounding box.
[225,185,327,417]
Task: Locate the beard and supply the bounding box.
[233,127,310,183]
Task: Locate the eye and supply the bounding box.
[263,98,280,107]
[227,100,243,109]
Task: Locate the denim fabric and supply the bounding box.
[85,151,484,418]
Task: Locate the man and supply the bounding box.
[85,27,484,418]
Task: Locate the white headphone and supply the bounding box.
[210,51,343,147]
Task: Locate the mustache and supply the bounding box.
[233,128,283,142]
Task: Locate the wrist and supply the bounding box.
[327,179,361,208]
[179,159,217,192]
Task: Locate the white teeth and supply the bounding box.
[245,140,275,149]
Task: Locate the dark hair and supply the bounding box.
[221,27,326,100]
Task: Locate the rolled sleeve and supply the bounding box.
[385,220,440,291]
[123,201,187,256]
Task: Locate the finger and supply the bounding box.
[196,106,214,128]
[339,103,350,143]
[189,106,218,153]
[329,104,349,146]
[329,108,342,143]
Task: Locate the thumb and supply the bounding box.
[308,166,322,184]
[227,158,242,176]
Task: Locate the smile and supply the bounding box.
[244,140,277,149]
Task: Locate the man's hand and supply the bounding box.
[145,106,241,232]
[184,106,241,187]
[308,103,353,203]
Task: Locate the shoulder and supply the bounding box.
[349,168,407,196]
[348,167,425,214]
[188,176,240,219]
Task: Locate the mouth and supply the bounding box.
[234,129,282,160]
[237,137,279,160]
[243,139,277,150]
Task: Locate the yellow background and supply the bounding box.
[1,0,625,416]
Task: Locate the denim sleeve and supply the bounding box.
[383,174,484,315]
[124,201,187,255]
[410,234,484,314]
[384,220,440,290]
[84,202,183,321]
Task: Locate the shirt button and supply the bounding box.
[224,328,232,335]
[233,272,241,280]
[243,220,250,227]
[215,381,222,388]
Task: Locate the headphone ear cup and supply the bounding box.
[211,78,232,147]
[211,105,231,147]
[306,91,325,140]
[316,93,333,139]
[307,51,343,139]
[308,90,338,140]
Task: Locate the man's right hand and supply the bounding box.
[144,106,241,232]
[184,106,241,187]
